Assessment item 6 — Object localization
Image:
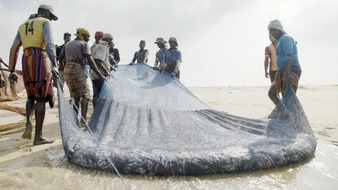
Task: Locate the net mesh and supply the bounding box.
[57,64,317,175]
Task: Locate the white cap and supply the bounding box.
[39,4,58,21]
[103,33,113,39]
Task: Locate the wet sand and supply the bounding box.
[0,85,337,190]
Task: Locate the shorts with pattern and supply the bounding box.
[64,61,90,99]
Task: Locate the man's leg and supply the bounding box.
[268,86,280,106]
[93,95,98,108]
[81,97,89,127]
[22,98,35,139]
[33,100,54,145]
[73,97,81,115]
[92,79,101,109]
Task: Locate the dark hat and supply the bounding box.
[154,37,167,44]
[169,37,178,46]
[64,32,71,38]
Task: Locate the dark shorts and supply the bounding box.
[92,79,104,96]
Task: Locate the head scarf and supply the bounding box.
[268,20,286,34]
[75,28,90,41]
[95,31,104,37]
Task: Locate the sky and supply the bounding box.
[0,0,337,87]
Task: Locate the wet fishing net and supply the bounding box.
[57,64,317,175]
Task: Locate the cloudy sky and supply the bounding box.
[0,0,337,87]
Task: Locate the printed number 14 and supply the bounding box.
[25,21,34,35]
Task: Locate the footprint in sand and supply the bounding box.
[318,130,330,137]
[18,144,33,153]
[331,141,338,146]
[325,126,336,130]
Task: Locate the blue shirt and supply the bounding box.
[155,47,168,63]
[276,34,300,71]
[165,49,182,65]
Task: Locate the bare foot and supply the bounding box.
[21,129,32,140]
[80,122,87,128]
[33,137,54,145]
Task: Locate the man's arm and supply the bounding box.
[43,20,57,67]
[92,46,110,76]
[130,52,137,64]
[154,56,159,67]
[114,49,120,63]
[144,50,149,63]
[58,47,66,71]
[264,46,270,78]
[94,58,110,77]
[285,59,293,84]
[85,55,106,81]
[8,32,22,72]
[281,36,295,84]
[172,51,182,76]
[264,57,270,78]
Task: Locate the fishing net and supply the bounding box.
[57,64,316,175]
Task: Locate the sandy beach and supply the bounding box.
[189,85,338,144]
[0,85,337,189]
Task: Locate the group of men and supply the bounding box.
[5,3,301,146]
[129,37,182,79]
[6,3,184,146]
[55,30,117,127]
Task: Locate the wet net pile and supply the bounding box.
[57,64,316,175]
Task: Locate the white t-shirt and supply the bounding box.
[90,40,110,80]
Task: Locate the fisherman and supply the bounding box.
[90,33,113,108]
[264,34,278,83]
[56,32,71,91]
[153,37,168,71]
[129,40,149,64]
[8,4,58,145]
[59,28,107,127]
[163,37,182,79]
[109,42,120,69]
[267,20,302,105]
